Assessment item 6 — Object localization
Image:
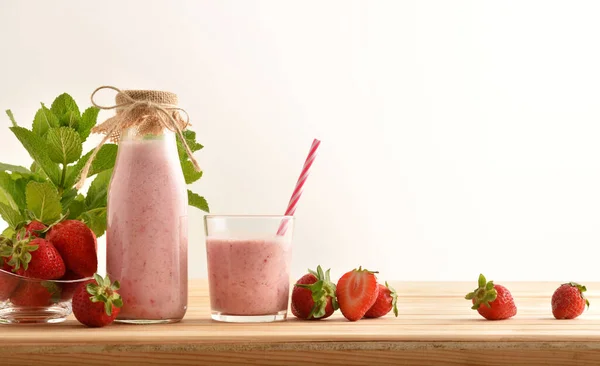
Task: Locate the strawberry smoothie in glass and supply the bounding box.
[205,215,294,322]
[106,90,189,324]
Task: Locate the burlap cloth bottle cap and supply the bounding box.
[93,89,187,141]
[116,90,178,108]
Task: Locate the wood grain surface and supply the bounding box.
[2,280,600,365]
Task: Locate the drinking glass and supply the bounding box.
[204,215,294,322]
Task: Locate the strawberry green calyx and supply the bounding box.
[295,265,339,319]
[385,281,399,317]
[87,273,123,316]
[465,274,497,310]
[0,236,13,257]
[565,282,590,308]
[6,237,39,271]
[41,280,62,303]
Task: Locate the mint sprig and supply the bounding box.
[1,93,209,237]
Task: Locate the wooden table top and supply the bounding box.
[3,280,600,365]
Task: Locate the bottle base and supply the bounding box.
[210,310,287,323]
[115,318,182,325]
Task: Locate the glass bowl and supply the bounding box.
[0,268,92,324]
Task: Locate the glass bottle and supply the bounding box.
[106,90,188,324]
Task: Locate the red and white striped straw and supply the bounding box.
[277,138,321,235]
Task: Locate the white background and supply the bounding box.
[1,1,600,282]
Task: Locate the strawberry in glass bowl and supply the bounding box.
[0,221,96,324]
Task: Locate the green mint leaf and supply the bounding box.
[65,144,117,188]
[81,207,107,237]
[9,126,61,186]
[0,173,28,211]
[5,110,18,127]
[32,104,59,137]
[66,195,85,219]
[0,171,22,210]
[1,226,15,238]
[176,130,203,160]
[0,202,25,229]
[60,188,78,211]
[85,145,117,177]
[46,127,83,165]
[85,169,112,209]
[26,181,62,223]
[177,130,204,183]
[181,159,203,184]
[59,111,81,130]
[50,93,80,119]
[30,161,53,181]
[79,107,99,142]
[188,190,209,212]
[10,171,44,184]
[0,162,34,175]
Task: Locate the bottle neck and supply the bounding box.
[119,127,176,142]
[116,128,179,163]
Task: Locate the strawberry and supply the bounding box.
[0,235,13,271]
[1,255,12,273]
[8,238,65,280]
[16,221,47,240]
[10,281,61,307]
[59,270,86,301]
[0,237,19,300]
[1,261,11,273]
[46,220,97,278]
[552,282,589,319]
[72,274,123,327]
[337,266,380,321]
[364,282,399,318]
[0,269,19,301]
[292,265,339,320]
[465,274,517,320]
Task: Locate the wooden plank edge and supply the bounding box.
[6,341,600,354]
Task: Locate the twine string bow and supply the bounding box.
[75,85,201,189]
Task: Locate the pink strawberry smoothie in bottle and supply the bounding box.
[103,90,191,324]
